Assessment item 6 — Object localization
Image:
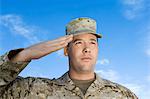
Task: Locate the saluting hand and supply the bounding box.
[11,35,73,62]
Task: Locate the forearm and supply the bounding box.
[0,49,30,86]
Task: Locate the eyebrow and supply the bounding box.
[90,39,97,42]
[73,38,97,43]
[73,39,82,43]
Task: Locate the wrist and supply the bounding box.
[10,49,31,63]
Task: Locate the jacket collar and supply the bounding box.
[56,72,76,90]
[56,72,106,94]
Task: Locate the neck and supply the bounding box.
[69,70,95,80]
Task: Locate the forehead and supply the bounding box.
[73,33,97,41]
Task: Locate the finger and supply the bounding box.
[48,37,72,49]
[51,35,73,44]
[46,35,73,44]
[45,35,73,47]
[65,35,73,43]
[31,35,73,55]
[28,35,73,49]
[33,37,72,58]
[46,41,69,54]
[38,41,68,57]
[49,35,73,50]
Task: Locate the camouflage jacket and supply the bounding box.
[0,51,138,99]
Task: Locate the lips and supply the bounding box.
[81,57,92,61]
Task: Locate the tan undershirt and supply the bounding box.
[72,78,95,95]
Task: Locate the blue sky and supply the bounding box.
[0,0,150,98]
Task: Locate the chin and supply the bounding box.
[79,69,93,74]
[78,65,94,72]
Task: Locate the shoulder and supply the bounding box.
[100,78,138,98]
[12,76,57,87]
[5,76,58,93]
[1,76,59,98]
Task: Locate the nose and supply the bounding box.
[83,43,91,53]
[83,48,91,53]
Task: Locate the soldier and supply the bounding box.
[0,17,138,99]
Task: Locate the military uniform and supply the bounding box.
[0,50,138,99]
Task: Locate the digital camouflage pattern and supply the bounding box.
[0,51,138,99]
[66,17,102,38]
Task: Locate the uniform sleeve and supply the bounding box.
[0,49,30,86]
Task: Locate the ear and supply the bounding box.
[64,46,68,56]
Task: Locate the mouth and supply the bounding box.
[81,57,92,62]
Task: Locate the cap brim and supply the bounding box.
[94,33,102,38]
[70,32,102,38]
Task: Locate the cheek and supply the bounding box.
[69,47,82,59]
[93,48,98,58]
[72,49,82,58]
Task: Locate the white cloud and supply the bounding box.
[96,58,110,65]
[123,83,141,96]
[95,69,120,82]
[0,14,40,44]
[122,83,150,99]
[56,48,65,57]
[141,89,150,99]
[122,0,145,20]
[146,49,150,57]
[123,0,143,5]
[147,75,150,82]
[144,22,150,58]
[95,69,150,98]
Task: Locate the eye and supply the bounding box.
[90,41,96,44]
[75,41,82,45]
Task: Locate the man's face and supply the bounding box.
[67,33,98,73]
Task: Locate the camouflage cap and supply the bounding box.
[66,17,102,38]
